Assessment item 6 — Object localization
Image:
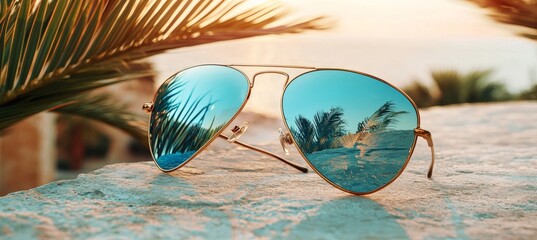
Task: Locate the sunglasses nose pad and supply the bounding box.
[227,121,249,143]
[279,128,293,155]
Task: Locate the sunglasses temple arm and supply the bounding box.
[415,128,435,178]
[218,135,308,173]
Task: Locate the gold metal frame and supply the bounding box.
[143,64,435,195]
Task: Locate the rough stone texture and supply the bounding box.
[0,102,536,239]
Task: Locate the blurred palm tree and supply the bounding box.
[403,81,435,108]
[468,0,537,40]
[468,0,537,99]
[404,70,511,108]
[519,83,537,99]
[0,0,329,142]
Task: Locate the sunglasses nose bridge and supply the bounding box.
[251,71,290,89]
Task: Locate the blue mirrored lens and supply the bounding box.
[150,65,249,171]
[282,70,418,193]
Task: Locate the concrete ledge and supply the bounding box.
[1,102,536,239]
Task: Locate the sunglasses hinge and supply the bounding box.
[415,127,435,178]
[142,102,154,113]
[414,128,432,147]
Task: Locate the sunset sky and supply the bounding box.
[280,0,519,39]
[154,0,537,116]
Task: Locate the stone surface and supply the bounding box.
[1,102,536,239]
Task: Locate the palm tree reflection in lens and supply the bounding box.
[151,75,224,170]
[291,101,413,193]
[291,107,347,153]
[149,66,249,171]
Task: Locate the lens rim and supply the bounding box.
[148,64,251,172]
[281,68,420,195]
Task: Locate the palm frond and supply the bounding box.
[403,80,436,108]
[356,101,407,133]
[0,0,330,134]
[52,93,148,146]
[291,107,346,153]
[405,69,511,107]
[313,106,346,150]
[329,101,407,154]
[292,103,407,153]
[291,115,316,153]
[0,61,153,132]
[468,0,537,40]
[433,69,510,105]
[463,70,511,102]
[431,70,466,105]
[0,0,13,20]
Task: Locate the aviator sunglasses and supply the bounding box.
[142,64,435,195]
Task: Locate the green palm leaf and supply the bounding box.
[0,61,153,132]
[0,0,329,135]
[404,69,511,107]
[52,93,148,146]
[402,80,435,108]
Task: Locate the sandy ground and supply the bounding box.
[0,102,536,239]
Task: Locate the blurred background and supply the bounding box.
[1,0,536,196]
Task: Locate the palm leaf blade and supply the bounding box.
[53,94,148,146]
[0,0,330,138]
